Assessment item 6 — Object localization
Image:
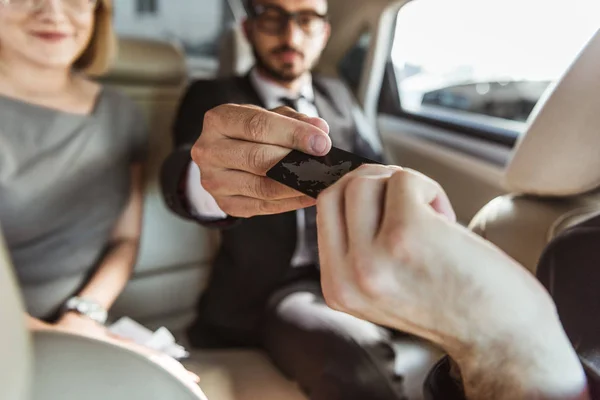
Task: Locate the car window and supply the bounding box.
[390,0,599,136]
[114,0,236,76]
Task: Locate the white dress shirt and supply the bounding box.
[186,68,319,267]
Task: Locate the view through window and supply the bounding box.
[113,0,233,61]
[391,0,600,133]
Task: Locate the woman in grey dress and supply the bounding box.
[0,0,144,342]
[0,0,205,392]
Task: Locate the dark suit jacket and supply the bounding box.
[424,214,600,399]
[161,73,384,347]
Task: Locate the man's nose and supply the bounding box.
[281,18,304,48]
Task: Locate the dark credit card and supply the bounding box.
[267,146,381,199]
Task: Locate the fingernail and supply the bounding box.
[310,135,328,154]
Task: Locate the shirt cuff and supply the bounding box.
[185,161,228,220]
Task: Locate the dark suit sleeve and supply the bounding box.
[172,80,221,148]
[160,80,240,228]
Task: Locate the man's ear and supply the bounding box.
[243,18,252,41]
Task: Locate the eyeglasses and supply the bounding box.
[0,0,99,14]
[249,4,329,37]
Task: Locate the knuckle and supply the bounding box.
[256,199,273,215]
[246,145,269,173]
[290,125,308,149]
[390,169,411,187]
[354,164,394,177]
[191,141,209,165]
[356,164,375,173]
[200,173,220,193]
[255,177,277,199]
[245,111,269,142]
[190,147,201,165]
[203,107,220,130]
[345,176,370,198]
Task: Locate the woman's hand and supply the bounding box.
[55,312,109,340]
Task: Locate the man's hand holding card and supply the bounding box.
[192,104,381,218]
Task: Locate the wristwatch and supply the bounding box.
[64,296,108,325]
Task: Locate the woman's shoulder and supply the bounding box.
[95,85,146,126]
[98,85,140,111]
[93,84,149,161]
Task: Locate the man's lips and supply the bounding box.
[277,50,303,63]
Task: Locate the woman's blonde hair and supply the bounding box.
[74,0,116,76]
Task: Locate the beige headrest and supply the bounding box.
[0,230,31,400]
[217,23,254,77]
[102,37,187,86]
[504,29,600,196]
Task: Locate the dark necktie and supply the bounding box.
[279,96,300,110]
[279,97,320,268]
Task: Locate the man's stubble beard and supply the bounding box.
[252,47,308,84]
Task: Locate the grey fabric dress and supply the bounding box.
[0,87,147,319]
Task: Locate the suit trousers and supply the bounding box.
[262,280,408,400]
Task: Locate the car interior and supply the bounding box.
[1,0,599,399]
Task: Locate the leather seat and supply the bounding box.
[217,23,254,78]
[99,37,218,329]
[0,230,30,400]
[470,29,600,272]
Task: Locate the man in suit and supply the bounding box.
[161,0,420,399]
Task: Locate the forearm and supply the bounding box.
[455,316,589,400]
[77,240,139,310]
